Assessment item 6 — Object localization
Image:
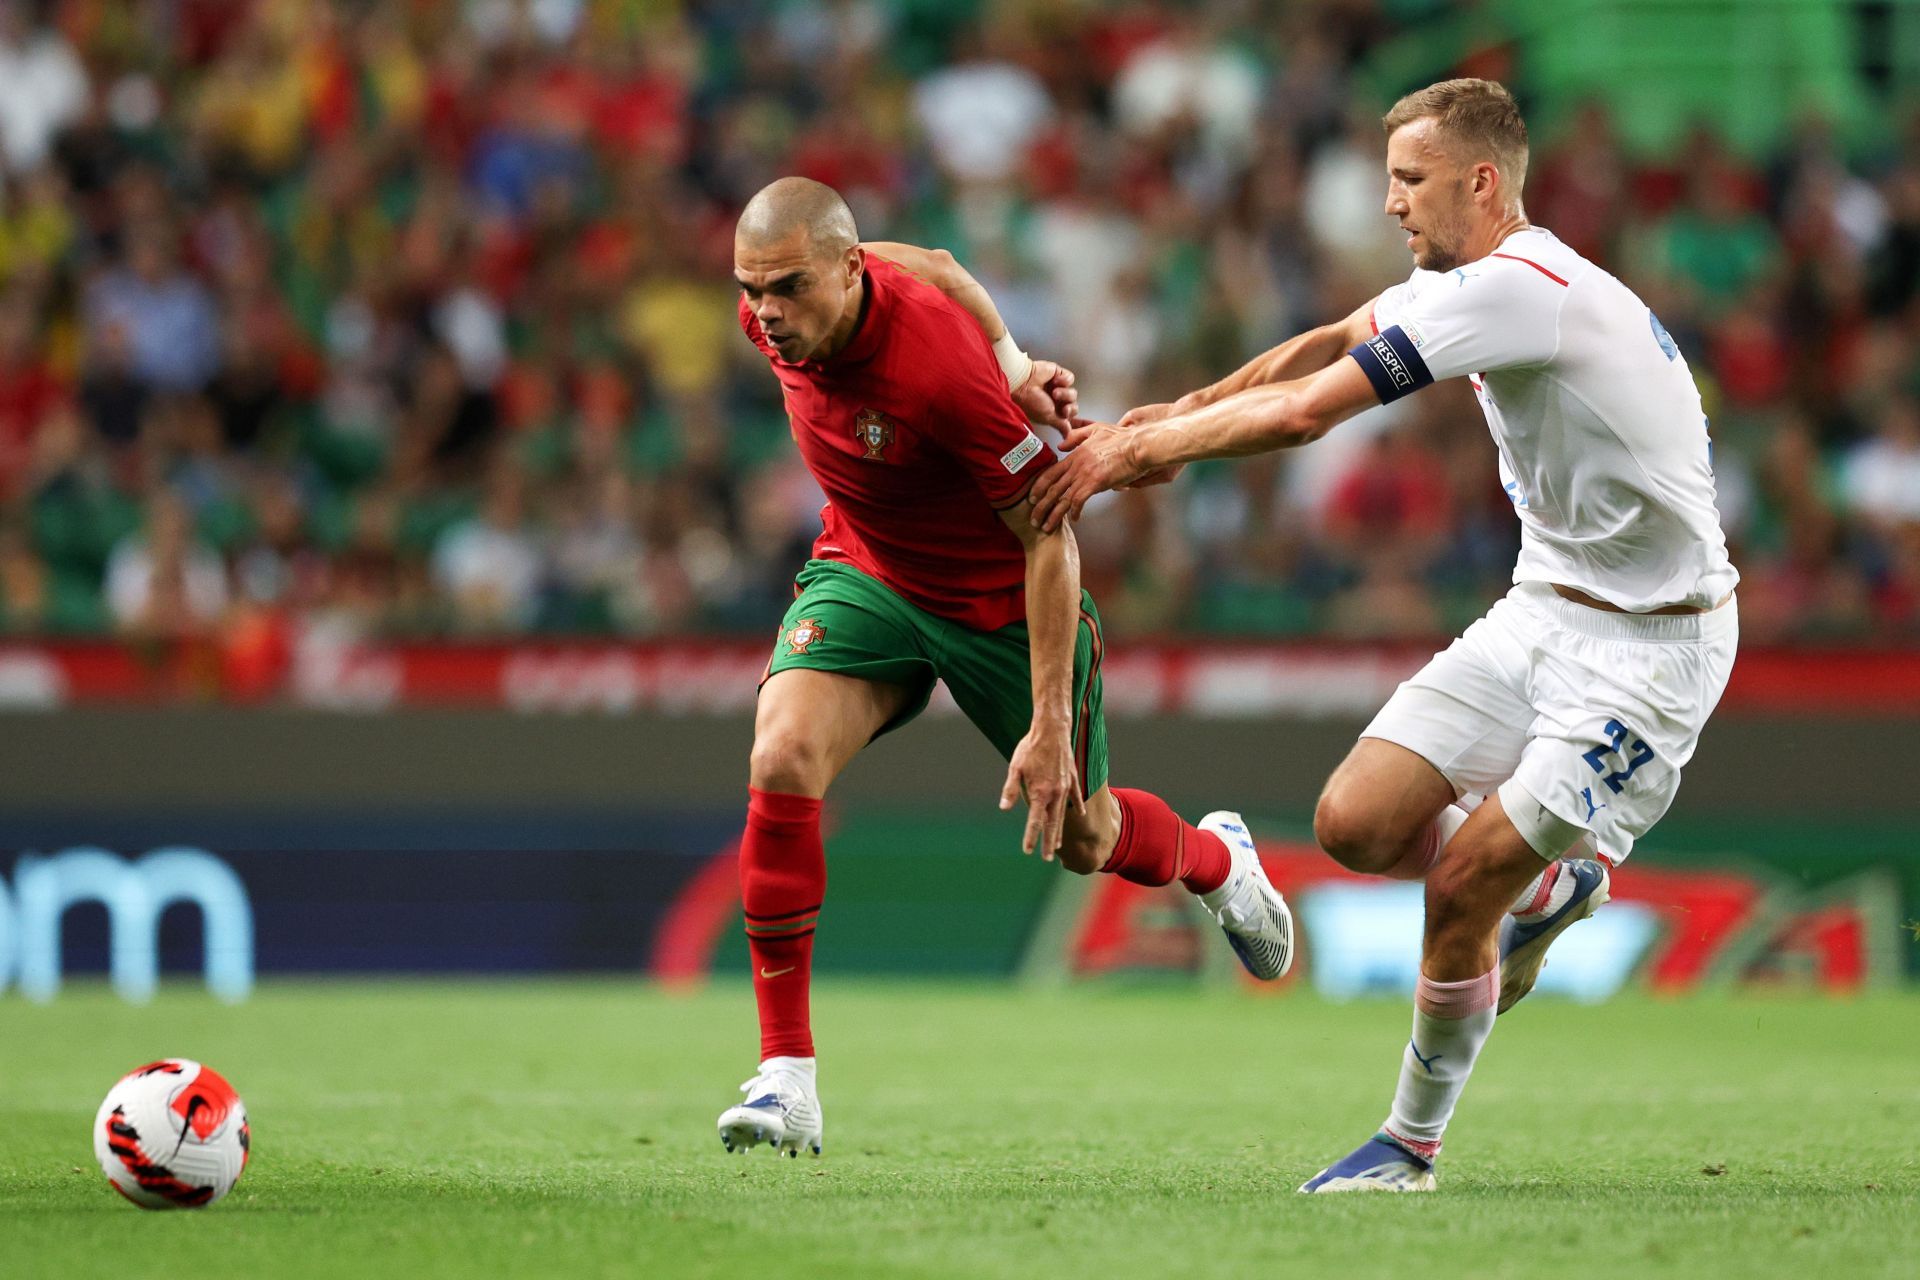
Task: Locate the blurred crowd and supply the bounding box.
[0,0,1916,661]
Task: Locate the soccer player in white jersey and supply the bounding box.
[1032,78,1738,1192]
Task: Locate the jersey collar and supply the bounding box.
[1495,225,1552,253]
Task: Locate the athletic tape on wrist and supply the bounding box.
[992,331,1034,390]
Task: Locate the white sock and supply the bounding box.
[1381,803,1471,881]
[1382,966,1500,1160]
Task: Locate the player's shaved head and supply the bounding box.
[737,177,860,260]
[734,178,868,363]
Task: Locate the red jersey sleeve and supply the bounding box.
[921,316,1056,510]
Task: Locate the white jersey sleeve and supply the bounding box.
[1351,258,1568,401]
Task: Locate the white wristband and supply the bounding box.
[992,330,1034,391]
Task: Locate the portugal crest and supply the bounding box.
[854,409,898,461]
[785,618,827,655]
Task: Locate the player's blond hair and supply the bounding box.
[1382,78,1529,202]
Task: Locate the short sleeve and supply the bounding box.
[1351,259,1566,403]
[927,323,1057,509]
[1368,281,1414,334]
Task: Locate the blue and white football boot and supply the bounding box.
[1197,811,1295,980]
[717,1056,822,1157]
[1298,1134,1437,1193]
[1497,857,1611,1014]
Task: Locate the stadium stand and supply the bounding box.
[0,0,1914,651]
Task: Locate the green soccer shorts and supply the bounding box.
[762,559,1110,796]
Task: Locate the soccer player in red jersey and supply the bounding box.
[715,178,1296,1157]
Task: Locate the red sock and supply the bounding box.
[740,787,825,1060]
[1101,788,1232,895]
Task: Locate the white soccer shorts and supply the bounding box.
[1361,581,1738,864]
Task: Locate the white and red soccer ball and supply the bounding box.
[93,1059,250,1209]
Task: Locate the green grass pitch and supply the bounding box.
[2,981,1916,1279]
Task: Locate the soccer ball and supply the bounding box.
[93,1059,250,1209]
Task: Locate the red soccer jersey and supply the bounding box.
[739,255,1055,632]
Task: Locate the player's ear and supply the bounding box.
[1474,160,1500,205]
[844,244,865,288]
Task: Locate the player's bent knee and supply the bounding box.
[748,727,833,796]
[1314,790,1394,873]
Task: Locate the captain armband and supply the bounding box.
[1348,325,1435,404]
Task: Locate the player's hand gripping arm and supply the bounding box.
[1031,356,1382,532]
[1110,297,1379,488]
[995,498,1086,860]
[862,241,1079,432]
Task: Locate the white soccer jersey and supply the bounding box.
[1351,227,1738,611]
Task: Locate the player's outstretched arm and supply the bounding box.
[1119,296,1379,429]
[863,241,1078,431]
[995,497,1085,860]
[1032,356,1381,531]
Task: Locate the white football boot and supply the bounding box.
[1497,858,1611,1014]
[717,1056,823,1157]
[1196,811,1295,980]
